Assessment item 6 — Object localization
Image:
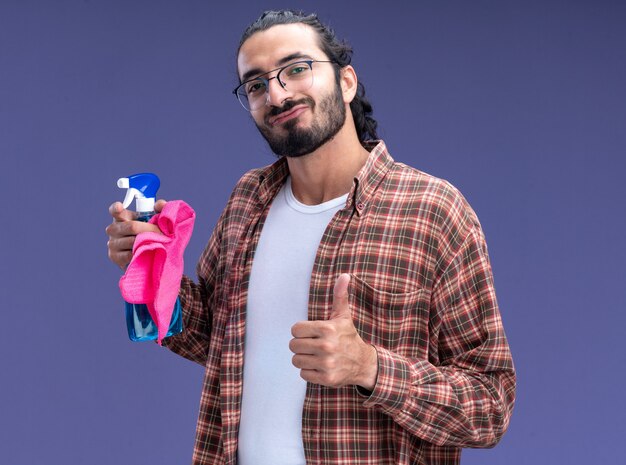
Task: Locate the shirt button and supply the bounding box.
[357,202,365,209]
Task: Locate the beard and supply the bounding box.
[255,81,346,158]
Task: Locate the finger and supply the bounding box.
[105,220,136,239]
[330,273,351,320]
[299,369,342,388]
[291,353,319,370]
[107,234,135,269]
[108,249,133,270]
[106,219,161,238]
[109,202,136,222]
[289,337,318,355]
[299,368,320,384]
[154,199,168,213]
[291,320,334,339]
[107,236,135,252]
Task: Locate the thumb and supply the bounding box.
[109,201,137,222]
[330,273,351,319]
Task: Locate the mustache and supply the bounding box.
[265,97,314,121]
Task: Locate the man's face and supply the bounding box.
[237,24,347,158]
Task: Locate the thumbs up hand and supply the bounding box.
[289,274,379,390]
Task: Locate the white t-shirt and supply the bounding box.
[237,176,348,465]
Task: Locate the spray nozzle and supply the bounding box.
[117,173,160,213]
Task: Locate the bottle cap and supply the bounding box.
[117,173,160,213]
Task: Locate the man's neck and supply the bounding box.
[286,125,370,205]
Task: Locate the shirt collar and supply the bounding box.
[257,157,289,205]
[256,140,394,214]
[349,140,394,215]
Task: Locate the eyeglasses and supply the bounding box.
[232,59,335,111]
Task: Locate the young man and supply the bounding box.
[107,10,515,465]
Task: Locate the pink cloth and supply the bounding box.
[119,200,195,344]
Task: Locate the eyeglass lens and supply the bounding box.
[238,61,314,111]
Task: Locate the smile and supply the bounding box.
[268,105,309,126]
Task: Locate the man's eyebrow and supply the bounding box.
[277,52,314,66]
[240,53,315,83]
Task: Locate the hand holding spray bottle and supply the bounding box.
[117,173,183,341]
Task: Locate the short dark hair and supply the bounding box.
[238,10,379,143]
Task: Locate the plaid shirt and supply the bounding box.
[164,140,516,465]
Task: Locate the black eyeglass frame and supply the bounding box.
[232,59,337,111]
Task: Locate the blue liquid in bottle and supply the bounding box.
[125,210,183,342]
[125,298,183,341]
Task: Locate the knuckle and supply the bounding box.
[105,223,117,236]
[127,222,139,234]
[321,357,335,371]
[320,323,336,337]
[319,341,334,353]
[107,237,120,252]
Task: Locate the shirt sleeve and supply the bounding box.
[161,217,223,366]
[361,225,516,448]
[160,167,272,367]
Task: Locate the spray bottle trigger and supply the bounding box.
[122,188,141,210]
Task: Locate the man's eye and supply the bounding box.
[288,66,307,75]
[246,81,266,95]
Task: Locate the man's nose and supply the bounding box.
[265,76,293,107]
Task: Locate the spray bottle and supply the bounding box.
[117,173,183,341]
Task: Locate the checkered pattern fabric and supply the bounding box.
[164,140,515,465]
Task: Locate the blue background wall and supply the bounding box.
[1,1,624,463]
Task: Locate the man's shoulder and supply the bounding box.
[365,141,463,206]
[222,159,288,212]
[388,161,467,205]
[231,159,286,194]
[231,166,266,192]
[383,161,481,232]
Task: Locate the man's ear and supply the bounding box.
[340,65,358,104]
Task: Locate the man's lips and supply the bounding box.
[268,105,308,126]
